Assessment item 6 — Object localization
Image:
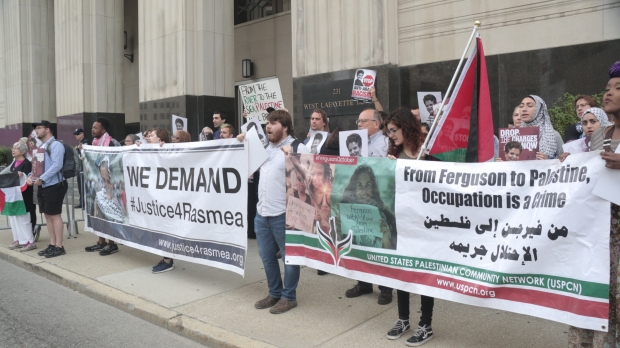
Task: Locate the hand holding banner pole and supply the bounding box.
[417,21,481,160]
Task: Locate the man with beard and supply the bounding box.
[237,110,309,314]
[27,121,69,258]
[84,117,121,256]
[219,123,235,139]
[304,109,329,146]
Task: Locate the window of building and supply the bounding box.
[234,0,290,25]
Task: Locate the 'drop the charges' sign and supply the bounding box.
[239,78,284,124]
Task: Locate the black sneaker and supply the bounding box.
[345,283,373,298]
[99,243,118,256]
[152,259,174,273]
[378,288,393,305]
[406,325,433,347]
[85,242,107,252]
[45,246,66,258]
[37,244,55,256]
[386,319,410,340]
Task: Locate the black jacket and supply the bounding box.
[10,159,34,213]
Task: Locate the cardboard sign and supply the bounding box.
[30,149,45,180]
[498,127,540,161]
[286,196,316,232]
[239,78,284,124]
[351,69,376,101]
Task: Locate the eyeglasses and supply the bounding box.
[356,119,377,124]
[575,103,590,110]
[35,126,46,130]
[171,136,180,140]
[387,127,400,135]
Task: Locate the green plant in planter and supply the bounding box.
[548,92,604,141]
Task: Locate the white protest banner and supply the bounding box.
[286,152,610,330]
[351,69,376,101]
[82,140,250,275]
[239,78,284,124]
[172,114,187,132]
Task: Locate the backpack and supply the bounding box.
[45,139,78,179]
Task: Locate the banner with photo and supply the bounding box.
[82,140,249,275]
[285,152,610,330]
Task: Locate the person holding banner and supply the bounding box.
[519,95,564,160]
[383,107,436,346]
[85,118,122,256]
[566,60,620,348]
[345,108,393,305]
[237,110,310,314]
[172,130,191,143]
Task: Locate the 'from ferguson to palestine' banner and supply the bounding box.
[285,152,610,331]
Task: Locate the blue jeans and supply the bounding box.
[255,213,300,300]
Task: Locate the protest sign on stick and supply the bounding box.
[351,69,376,101]
[239,78,284,124]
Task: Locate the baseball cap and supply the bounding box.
[32,120,52,128]
[73,128,84,135]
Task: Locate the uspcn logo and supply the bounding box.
[363,75,374,87]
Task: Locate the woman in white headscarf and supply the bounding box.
[519,95,564,159]
[94,157,124,224]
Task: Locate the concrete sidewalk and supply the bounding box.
[0,219,568,348]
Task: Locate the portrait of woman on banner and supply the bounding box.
[338,164,397,250]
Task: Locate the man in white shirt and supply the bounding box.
[238,110,310,314]
[344,108,393,304]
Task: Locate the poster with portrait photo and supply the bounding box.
[26,130,42,161]
[330,156,397,250]
[285,153,335,234]
[82,152,128,224]
[417,92,442,125]
[339,129,368,157]
[307,130,328,154]
[30,149,45,180]
[498,127,539,161]
[241,116,268,148]
[172,114,187,132]
[351,69,376,101]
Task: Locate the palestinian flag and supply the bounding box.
[427,35,494,163]
[0,171,27,216]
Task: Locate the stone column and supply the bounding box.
[0,0,55,145]
[291,0,399,131]
[54,0,125,143]
[138,0,235,139]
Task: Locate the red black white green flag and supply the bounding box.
[427,36,494,163]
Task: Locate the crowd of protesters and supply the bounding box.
[3,59,619,347]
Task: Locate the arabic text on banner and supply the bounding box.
[285,152,610,330]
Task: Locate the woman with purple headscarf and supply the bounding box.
[568,60,620,348]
